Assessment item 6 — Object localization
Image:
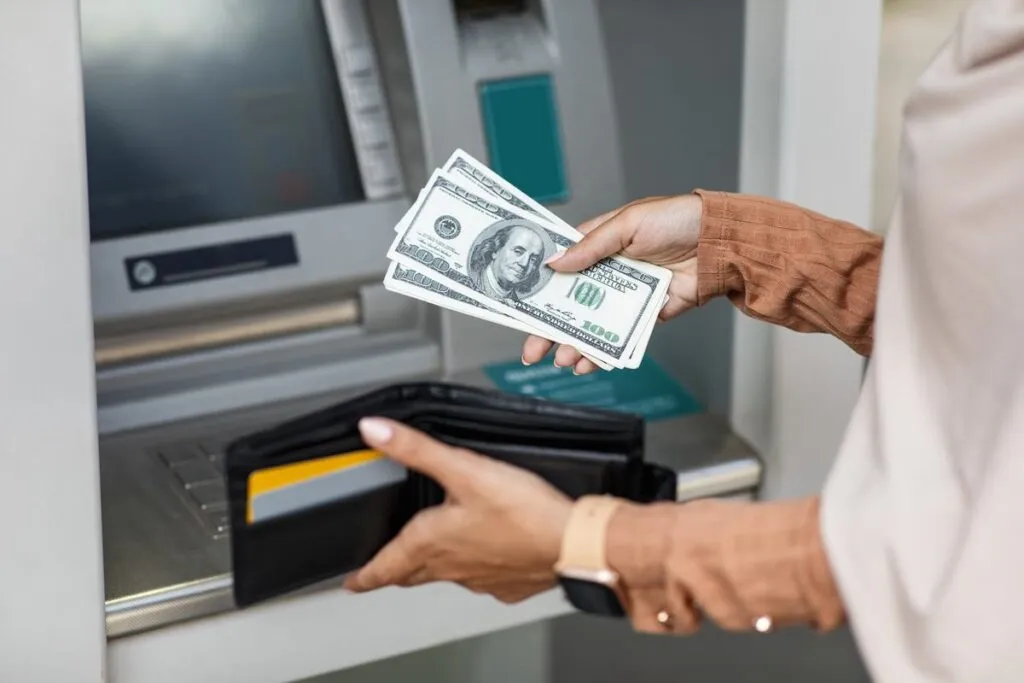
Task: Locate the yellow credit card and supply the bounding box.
[246,449,406,524]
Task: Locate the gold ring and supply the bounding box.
[656,609,673,629]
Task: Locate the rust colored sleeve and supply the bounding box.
[606,497,845,633]
[694,190,883,356]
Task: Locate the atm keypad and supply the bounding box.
[171,460,220,490]
[157,444,203,467]
[155,441,231,541]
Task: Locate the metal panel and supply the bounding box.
[0,2,108,681]
[96,336,440,434]
[767,0,882,498]
[596,0,745,417]
[89,197,409,326]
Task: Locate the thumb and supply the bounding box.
[358,417,476,490]
[546,214,633,273]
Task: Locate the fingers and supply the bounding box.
[546,216,633,273]
[343,514,434,592]
[480,581,556,605]
[522,335,555,364]
[628,587,701,636]
[358,417,478,490]
[628,587,672,634]
[572,357,600,375]
[523,198,664,367]
[549,196,670,273]
[522,336,601,375]
[553,344,583,369]
[659,298,691,321]
[573,196,665,238]
[574,206,624,236]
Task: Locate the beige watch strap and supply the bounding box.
[557,495,623,571]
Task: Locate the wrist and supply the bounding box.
[692,188,743,305]
[542,497,573,570]
[555,496,622,572]
[554,496,629,617]
[605,501,675,588]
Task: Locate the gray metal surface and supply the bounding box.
[95,325,440,435]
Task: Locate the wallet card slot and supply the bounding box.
[227,382,641,469]
[426,435,629,499]
[408,413,635,456]
[247,455,408,526]
[229,405,636,471]
[426,404,634,437]
[229,416,409,469]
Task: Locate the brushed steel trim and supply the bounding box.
[94,298,360,368]
[105,575,233,639]
[676,458,763,502]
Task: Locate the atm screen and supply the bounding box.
[80,0,365,241]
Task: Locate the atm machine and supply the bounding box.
[90,0,761,643]
[1,0,876,681]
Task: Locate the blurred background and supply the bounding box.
[872,0,972,233]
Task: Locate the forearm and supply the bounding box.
[606,496,845,632]
[694,190,882,357]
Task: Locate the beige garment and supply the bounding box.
[821,1,1024,680]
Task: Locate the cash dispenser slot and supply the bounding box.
[453,0,530,21]
[94,297,361,369]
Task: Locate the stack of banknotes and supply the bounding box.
[382,149,671,371]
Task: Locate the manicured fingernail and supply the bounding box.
[359,418,393,443]
[521,355,532,366]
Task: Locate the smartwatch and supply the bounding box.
[554,495,628,617]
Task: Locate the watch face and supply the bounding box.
[559,576,627,617]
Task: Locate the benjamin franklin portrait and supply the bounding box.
[468,221,555,302]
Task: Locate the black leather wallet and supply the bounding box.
[225,382,677,607]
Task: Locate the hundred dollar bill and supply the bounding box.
[383,261,615,371]
[385,261,539,334]
[440,149,663,366]
[387,154,621,369]
[386,170,670,369]
[387,177,548,340]
[388,150,665,368]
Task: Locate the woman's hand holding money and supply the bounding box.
[522,194,704,374]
